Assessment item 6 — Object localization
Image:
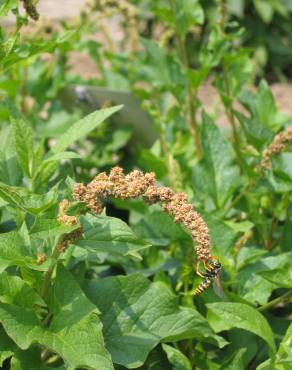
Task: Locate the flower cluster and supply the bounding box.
[72,167,212,262]
[259,126,292,169]
[21,0,39,21]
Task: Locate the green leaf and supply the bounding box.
[253,0,274,23]
[207,302,276,354]
[0,127,22,186]
[51,105,123,154]
[240,81,289,132]
[0,265,114,370]
[0,182,58,215]
[43,151,81,162]
[237,252,292,304]
[30,218,77,240]
[193,113,240,208]
[175,0,204,36]
[268,153,292,193]
[0,271,45,309]
[223,348,247,370]
[133,210,191,247]
[138,149,168,179]
[0,325,15,366]
[10,115,34,178]
[76,213,151,260]
[84,273,226,368]
[0,0,18,17]
[11,347,66,370]
[0,182,27,212]
[277,323,292,364]
[65,201,88,216]
[258,267,292,288]
[162,344,192,370]
[0,231,34,272]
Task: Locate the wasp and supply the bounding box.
[192,257,222,296]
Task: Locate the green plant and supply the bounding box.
[0,1,291,370]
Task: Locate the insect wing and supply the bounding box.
[212,275,226,298]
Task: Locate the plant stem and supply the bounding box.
[159,115,179,190]
[258,291,292,312]
[169,0,202,159]
[40,239,63,298]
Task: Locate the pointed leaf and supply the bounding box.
[76,213,151,260]
[0,265,114,370]
[0,231,34,272]
[193,113,240,208]
[84,273,226,368]
[10,116,34,178]
[51,105,123,154]
[207,302,276,354]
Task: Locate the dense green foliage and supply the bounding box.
[0,0,291,369]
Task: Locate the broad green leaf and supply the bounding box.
[207,302,276,353]
[48,265,114,370]
[237,252,292,304]
[222,348,247,370]
[0,271,45,309]
[0,231,34,271]
[11,347,66,370]
[236,247,267,271]
[268,153,292,193]
[162,344,192,370]
[258,267,292,288]
[84,273,226,368]
[0,265,114,370]
[0,325,15,366]
[30,218,77,239]
[51,105,123,154]
[193,113,240,208]
[256,324,292,369]
[21,189,58,215]
[10,116,34,178]
[76,213,151,260]
[0,183,57,215]
[133,210,191,246]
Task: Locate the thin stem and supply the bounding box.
[258,291,292,312]
[159,116,179,190]
[266,216,277,250]
[169,0,202,159]
[40,239,63,298]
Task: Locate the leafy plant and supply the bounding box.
[0,1,291,370]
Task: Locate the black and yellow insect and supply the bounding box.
[193,257,222,295]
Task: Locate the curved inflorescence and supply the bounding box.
[56,167,219,295]
[259,126,292,170]
[71,167,213,262]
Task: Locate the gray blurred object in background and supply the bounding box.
[61,85,157,147]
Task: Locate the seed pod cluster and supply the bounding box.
[259,126,292,170]
[21,0,40,21]
[72,167,213,262]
